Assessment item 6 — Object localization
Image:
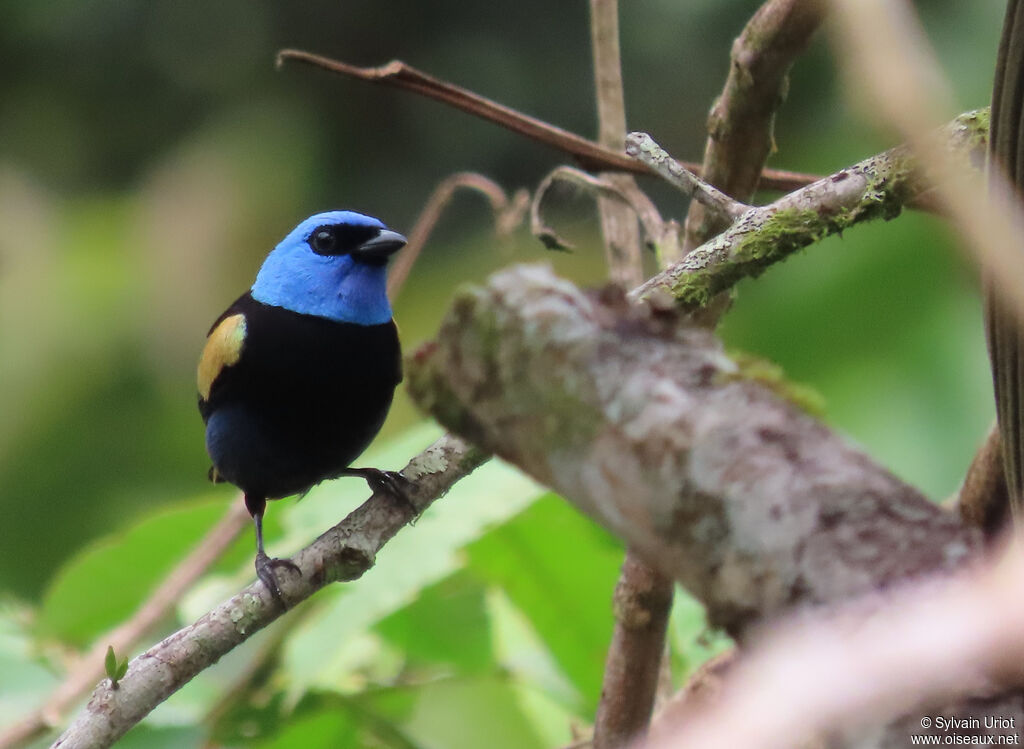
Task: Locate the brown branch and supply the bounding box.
[682,0,827,252]
[958,424,1009,537]
[589,0,643,288]
[275,49,819,195]
[586,3,671,745]
[387,172,527,300]
[593,552,674,749]
[0,500,250,749]
[52,435,488,749]
[529,166,665,253]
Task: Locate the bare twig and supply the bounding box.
[589,0,643,288]
[529,166,665,252]
[387,172,528,299]
[682,0,827,252]
[587,5,672,746]
[593,552,674,749]
[52,435,488,749]
[275,49,821,195]
[630,109,989,309]
[0,501,250,749]
[625,133,748,222]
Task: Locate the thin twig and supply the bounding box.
[52,435,488,749]
[529,166,664,252]
[587,3,672,745]
[589,0,644,288]
[275,49,821,195]
[0,500,250,749]
[387,172,528,299]
[625,133,748,221]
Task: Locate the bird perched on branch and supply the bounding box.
[197,210,408,603]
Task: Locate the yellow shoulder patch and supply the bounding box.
[198,314,247,400]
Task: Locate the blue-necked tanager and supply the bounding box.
[197,210,408,603]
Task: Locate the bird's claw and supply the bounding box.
[357,468,418,517]
[255,551,301,607]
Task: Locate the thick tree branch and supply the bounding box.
[407,265,980,637]
[52,435,487,749]
[682,0,827,252]
[275,49,820,194]
[406,263,1017,745]
[630,108,989,309]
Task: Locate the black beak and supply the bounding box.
[355,229,407,264]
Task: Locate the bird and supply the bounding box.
[197,210,408,604]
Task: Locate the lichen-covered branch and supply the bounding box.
[408,265,979,637]
[682,0,826,252]
[631,108,989,308]
[626,132,748,221]
[52,434,487,749]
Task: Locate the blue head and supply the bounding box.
[250,211,406,325]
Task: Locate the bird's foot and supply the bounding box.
[254,551,301,608]
[347,467,418,518]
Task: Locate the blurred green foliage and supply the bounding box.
[0,0,1005,745]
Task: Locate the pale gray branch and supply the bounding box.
[631,109,989,308]
[52,435,487,749]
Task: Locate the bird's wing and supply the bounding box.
[198,311,248,403]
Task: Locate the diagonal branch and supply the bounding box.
[275,49,820,194]
[630,108,989,309]
[682,0,827,252]
[407,264,979,635]
[52,435,488,749]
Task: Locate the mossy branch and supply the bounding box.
[631,108,989,308]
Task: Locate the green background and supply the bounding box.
[0,1,1003,745]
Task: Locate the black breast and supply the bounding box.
[202,293,402,499]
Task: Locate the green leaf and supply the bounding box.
[104,645,117,680]
[375,571,491,674]
[279,424,545,700]
[116,658,129,680]
[465,495,624,714]
[39,495,250,646]
[0,601,60,727]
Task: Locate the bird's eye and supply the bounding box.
[310,229,337,255]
